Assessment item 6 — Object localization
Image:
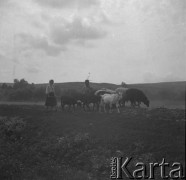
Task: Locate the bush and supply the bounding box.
[0,79,47,101]
[13,79,29,89]
[0,116,26,141]
[32,87,46,101]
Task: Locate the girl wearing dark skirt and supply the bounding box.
[45,79,57,111]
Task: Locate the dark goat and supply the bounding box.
[61,95,78,111]
[80,91,101,111]
[125,88,150,107]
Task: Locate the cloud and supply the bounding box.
[35,0,100,9]
[162,73,185,82]
[50,17,107,46]
[143,72,160,83]
[0,53,19,63]
[0,53,5,60]
[17,33,64,56]
[143,72,185,83]
[0,0,11,7]
[0,0,7,6]
[26,66,40,73]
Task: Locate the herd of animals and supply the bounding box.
[59,87,150,113]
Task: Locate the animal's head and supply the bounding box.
[117,92,123,99]
[144,98,150,107]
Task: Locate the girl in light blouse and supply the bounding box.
[45,79,57,111]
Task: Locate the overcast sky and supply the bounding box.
[0,0,185,84]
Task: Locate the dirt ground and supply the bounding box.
[0,104,185,180]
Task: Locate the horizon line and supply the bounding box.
[0,80,185,85]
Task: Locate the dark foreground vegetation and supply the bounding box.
[0,105,185,180]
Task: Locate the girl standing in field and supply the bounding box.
[45,79,57,111]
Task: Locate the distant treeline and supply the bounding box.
[0,79,185,102]
[0,79,80,101]
[0,79,52,101]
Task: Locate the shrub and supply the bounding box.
[0,116,26,141]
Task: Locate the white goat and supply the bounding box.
[115,87,128,94]
[115,87,129,107]
[100,92,122,113]
[95,89,116,96]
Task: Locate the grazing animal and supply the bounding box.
[81,92,101,111]
[125,88,150,107]
[61,95,77,111]
[115,87,129,107]
[100,88,116,94]
[76,100,83,108]
[100,92,122,113]
[95,89,116,96]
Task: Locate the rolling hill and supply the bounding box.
[50,81,186,100]
[0,81,185,107]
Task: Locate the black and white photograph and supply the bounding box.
[0,0,185,179]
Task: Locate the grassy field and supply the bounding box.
[0,99,185,109]
[0,104,185,180]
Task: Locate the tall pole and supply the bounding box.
[12,34,16,80]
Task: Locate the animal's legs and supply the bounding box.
[68,105,71,111]
[109,104,112,113]
[116,103,120,113]
[137,101,141,107]
[86,104,90,111]
[123,101,125,107]
[61,104,64,111]
[131,101,135,107]
[104,104,107,113]
[83,103,86,111]
[92,103,95,111]
[96,103,99,111]
[83,103,90,111]
[99,102,103,113]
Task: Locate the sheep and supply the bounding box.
[125,88,150,107]
[95,89,116,96]
[60,89,85,111]
[86,88,117,111]
[100,92,123,113]
[61,95,77,111]
[81,92,101,111]
[115,87,129,107]
[100,88,116,94]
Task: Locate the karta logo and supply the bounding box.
[110,157,185,179]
